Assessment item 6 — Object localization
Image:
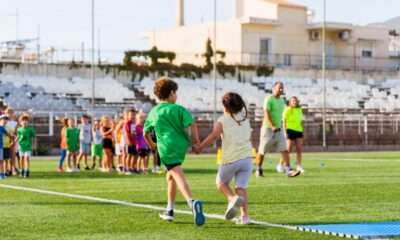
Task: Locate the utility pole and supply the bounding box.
[322,0,327,148]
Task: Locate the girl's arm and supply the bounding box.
[199,121,222,151]
[144,132,156,150]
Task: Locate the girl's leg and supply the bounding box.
[217,183,235,202]
[102,149,107,170]
[295,138,303,168]
[235,188,249,218]
[59,150,66,168]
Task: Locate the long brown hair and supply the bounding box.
[222,92,248,125]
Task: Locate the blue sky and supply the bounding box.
[1,0,399,63]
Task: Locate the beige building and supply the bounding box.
[141,0,390,70]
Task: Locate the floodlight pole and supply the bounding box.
[322,0,327,148]
[213,0,217,126]
[91,0,96,108]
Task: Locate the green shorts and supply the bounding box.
[92,144,103,157]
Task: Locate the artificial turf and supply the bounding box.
[0,152,399,240]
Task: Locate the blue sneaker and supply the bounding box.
[192,200,205,226]
[0,174,5,179]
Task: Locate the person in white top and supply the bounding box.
[76,115,92,170]
[193,92,254,225]
[5,108,19,175]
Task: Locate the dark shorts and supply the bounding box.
[165,163,181,171]
[102,138,114,150]
[3,148,10,160]
[138,148,149,157]
[286,129,304,140]
[126,146,137,155]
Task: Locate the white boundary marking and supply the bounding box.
[306,157,400,163]
[0,183,297,231]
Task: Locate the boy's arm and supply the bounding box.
[199,121,222,151]
[190,122,200,145]
[144,132,156,150]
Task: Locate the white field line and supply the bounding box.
[0,184,297,231]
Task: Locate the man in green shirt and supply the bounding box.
[255,82,299,178]
[16,115,36,178]
[144,77,205,227]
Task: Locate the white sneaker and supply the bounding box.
[225,196,244,220]
[73,168,79,172]
[276,164,285,173]
[236,216,252,225]
[66,168,73,173]
[297,167,305,174]
[124,171,132,175]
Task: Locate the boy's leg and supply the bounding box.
[168,165,205,226]
[168,165,193,202]
[76,152,83,167]
[159,171,177,222]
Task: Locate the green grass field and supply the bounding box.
[0,152,399,240]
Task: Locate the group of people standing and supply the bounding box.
[0,108,36,179]
[58,109,159,174]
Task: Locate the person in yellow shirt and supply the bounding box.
[282,96,305,173]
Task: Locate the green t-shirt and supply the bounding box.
[17,126,36,152]
[144,102,194,166]
[282,107,303,132]
[65,127,80,152]
[263,95,285,129]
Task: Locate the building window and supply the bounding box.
[360,40,374,59]
[362,50,373,58]
[284,54,292,66]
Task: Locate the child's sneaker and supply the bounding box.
[287,169,301,178]
[236,215,252,225]
[66,168,74,173]
[84,166,90,170]
[255,169,264,177]
[24,170,30,178]
[159,210,174,222]
[58,166,64,172]
[0,174,5,179]
[224,196,244,220]
[20,169,25,178]
[297,167,305,174]
[192,200,205,226]
[276,164,285,173]
[124,171,132,175]
[73,168,80,172]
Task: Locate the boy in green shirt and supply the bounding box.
[16,115,36,178]
[65,118,80,173]
[144,77,205,227]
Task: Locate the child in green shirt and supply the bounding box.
[15,115,36,178]
[65,118,80,173]
[144,77,205,227]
